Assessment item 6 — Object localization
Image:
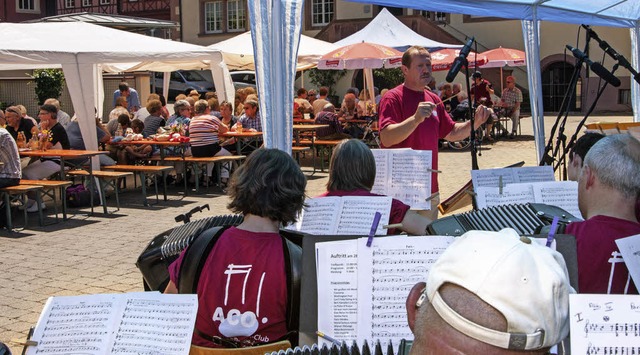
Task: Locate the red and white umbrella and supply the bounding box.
[430,48,488,72]
[479,47,526,68]
[318,42,403,70]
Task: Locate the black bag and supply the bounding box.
[66,184,100,208]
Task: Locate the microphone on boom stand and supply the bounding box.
[582,25,640,84]
[446,37,475,83]
[566,45,621,87]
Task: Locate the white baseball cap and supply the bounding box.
[426,228,574,350]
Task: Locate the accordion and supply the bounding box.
[426,203,579,236]
[136,214,244,291]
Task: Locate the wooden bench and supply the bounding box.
[103,165,173,206]
[296,139,343,172]
[20,179,72,222]
[66,170,133,213]
[0,184,44,231]
[182,155,246,193]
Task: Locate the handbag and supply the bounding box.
[65,184,100,208]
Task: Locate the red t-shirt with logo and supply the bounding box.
[168,227,288,347]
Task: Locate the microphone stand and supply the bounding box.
[462,58,479,171]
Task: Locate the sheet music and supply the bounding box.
[27,292,197,355]
[530,181,582,219]
[316,240,359,347]
[298,197,341,235]
[570,294,640,354]
[471,166,554,191]
[297,196,391,235]
[615,234,640,290]
[475,184,536,209]
[371,149,432,209]
[336,196,391,235]
[357,236,455,353]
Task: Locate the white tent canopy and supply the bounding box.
[345,0,640,162]
[334,8,462,50]
[0,22,234,168]
[209,31,338,71]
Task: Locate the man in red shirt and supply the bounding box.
[565,134,640,294]
[378,46,491,220]
[470,71,496,141]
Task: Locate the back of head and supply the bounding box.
[147,93,160,103]
[44,98,61,110]
[227,148,306,225]
[194,99,209,115]
[297,88,307,97]
[570,132,605,163]
[145,99,163,115]
[117,113,131,126]
[583,134,640,197]
[417,229,573,353]
[319,86,329,96]
[208,98,220,111]
[131,118,144,132]
[175,94,187,102]
[327,139,375,192]
[115,96,127,107]
[322,103,336,113]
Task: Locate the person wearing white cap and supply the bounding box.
[405,229,574,354]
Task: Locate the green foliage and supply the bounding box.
[30,69,65,105]
[308,68,347,96]
[373,68,403,90]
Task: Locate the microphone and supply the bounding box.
[446,37,475,83]
[566,45,621,87]
[582,25,640,84]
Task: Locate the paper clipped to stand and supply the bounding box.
[315,235,455,352]
[294,196,392,235]
[26,291,198,355]
[371,148,433,210]
[615,234,640,290]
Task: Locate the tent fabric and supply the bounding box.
[334,8,462,50]
[0,22,233,168]
[249,0,304,154]
[209,31,338,71]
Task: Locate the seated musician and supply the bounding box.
[318,139,431,235]
[566,132,604,181]
[165,148,306,348]
[565,134,640,294]
[406,229,572,354]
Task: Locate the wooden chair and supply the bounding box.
[189,340,291,355]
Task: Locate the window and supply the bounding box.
[311,0,333,26]
[204,1,223,33]
[618,89,631,106]
[83,0,92,6]
[65,0,76,8]
[227,0,246,32]
[16,0,38,12]
[100,0,110,4]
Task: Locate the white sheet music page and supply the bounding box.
[615,234,640,290]
[514,165,555,183]
[388,149,432,209]
[316,240,359,347]
[297,197,342,234]
[471,166,555,191]
[336,196,391,235]
[27,292,197,355]
[570,294,640,354]
[530,181,582,219]
[371,149,390,196]
[475,184,536,209]
[357,236,455,353]
[109,293,198,354]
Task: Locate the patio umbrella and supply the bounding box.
[430,48,488,72]
[479,47,527,92]
[318,42,402,113]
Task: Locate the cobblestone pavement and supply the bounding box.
[0,114,633,352]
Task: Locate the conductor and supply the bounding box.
[378,45,492,220]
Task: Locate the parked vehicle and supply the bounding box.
[230,71,256,90]
[152,70,215,101]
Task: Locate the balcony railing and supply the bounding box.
[55,0,170,17]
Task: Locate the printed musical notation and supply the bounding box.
[371,148,432,209]
[295,196,392,235]
[471,166,554,191]
[570,294,640,354]
[615,234,640,292]
[27,292,198,355]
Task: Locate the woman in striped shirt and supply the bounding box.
[189,100,233,183]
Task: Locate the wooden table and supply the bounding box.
[293,118,316,124]
[219,131,263,154]
[19,149,109,213]
[111,139,188,159]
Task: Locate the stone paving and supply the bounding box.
[0,114,633,353]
